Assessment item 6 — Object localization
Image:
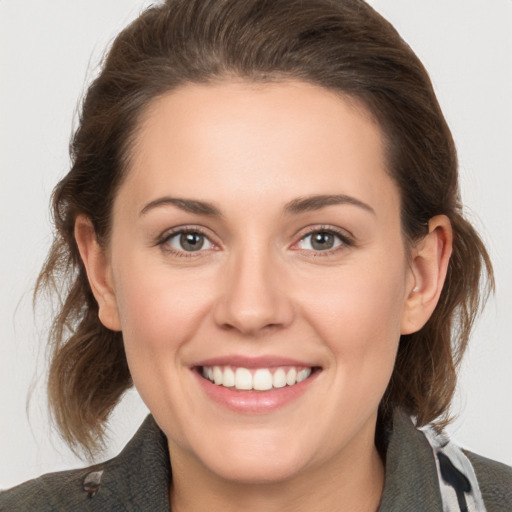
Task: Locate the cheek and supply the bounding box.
[114,267,214,352]
[110,253,214,383]
[296,254,408,384]
[111,262,219,439]
[111,228,213,327]
[302,261,406,336]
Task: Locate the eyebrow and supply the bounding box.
[139,193,375,217]
[284,194,375,215]
[140,197,222,217]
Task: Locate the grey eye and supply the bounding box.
[298,231,342,251]
[166,231,213,252]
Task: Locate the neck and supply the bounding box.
[169,430,385,512]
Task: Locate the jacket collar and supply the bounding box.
[92,409,441,511]
[378,409,443,511]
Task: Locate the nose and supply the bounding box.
[213,246,294,336]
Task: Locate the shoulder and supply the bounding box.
[419,416,512,512]
[0,415,171,512]
[380,409,512,512]
[0,465,106,512]
[464,450,512,510]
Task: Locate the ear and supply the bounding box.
[74,215,121,332]
[401,215,453,335]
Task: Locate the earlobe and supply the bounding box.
[401,215,453,335]
[74,215,122,332]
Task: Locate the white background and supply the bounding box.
[1,0,511,489]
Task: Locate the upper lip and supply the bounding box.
[194,355,318,369]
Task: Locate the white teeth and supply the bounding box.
[213,366,223,385]
[253,369,273,391]
[223,367,235,387]
[272,368,287,388]
[202,365,314,390]
[235,368,253,390]
[297,368,312,383]
[286,367,297,386]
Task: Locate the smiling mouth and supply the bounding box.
[199,365,318,391]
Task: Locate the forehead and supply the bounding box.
[118,80,399,220]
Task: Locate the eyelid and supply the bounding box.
[290,225,355,253]
[153,224,354,256]
[155,225,219,255]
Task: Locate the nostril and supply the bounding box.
[213,301,294,335]
[212,263,295,334]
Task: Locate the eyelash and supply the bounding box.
[157,226,215,258]
[156,225,354,258]
[292,225,354,257]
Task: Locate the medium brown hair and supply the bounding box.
[37,0,493,455]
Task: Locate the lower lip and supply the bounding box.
[194,370,319,413]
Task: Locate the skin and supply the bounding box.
[75,81,452,512]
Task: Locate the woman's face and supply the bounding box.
[105,81,416,483]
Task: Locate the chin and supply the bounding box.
[207,453,309,484]
[191,429,315,484]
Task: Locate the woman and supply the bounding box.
[1,0,511,510]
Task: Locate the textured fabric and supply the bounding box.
[466,451,512,511]
[421,424,487,511]
[379,410,444,511]
[0,416,171,511]
[1,410,511,511]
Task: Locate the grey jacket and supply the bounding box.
[1,411,511,511]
